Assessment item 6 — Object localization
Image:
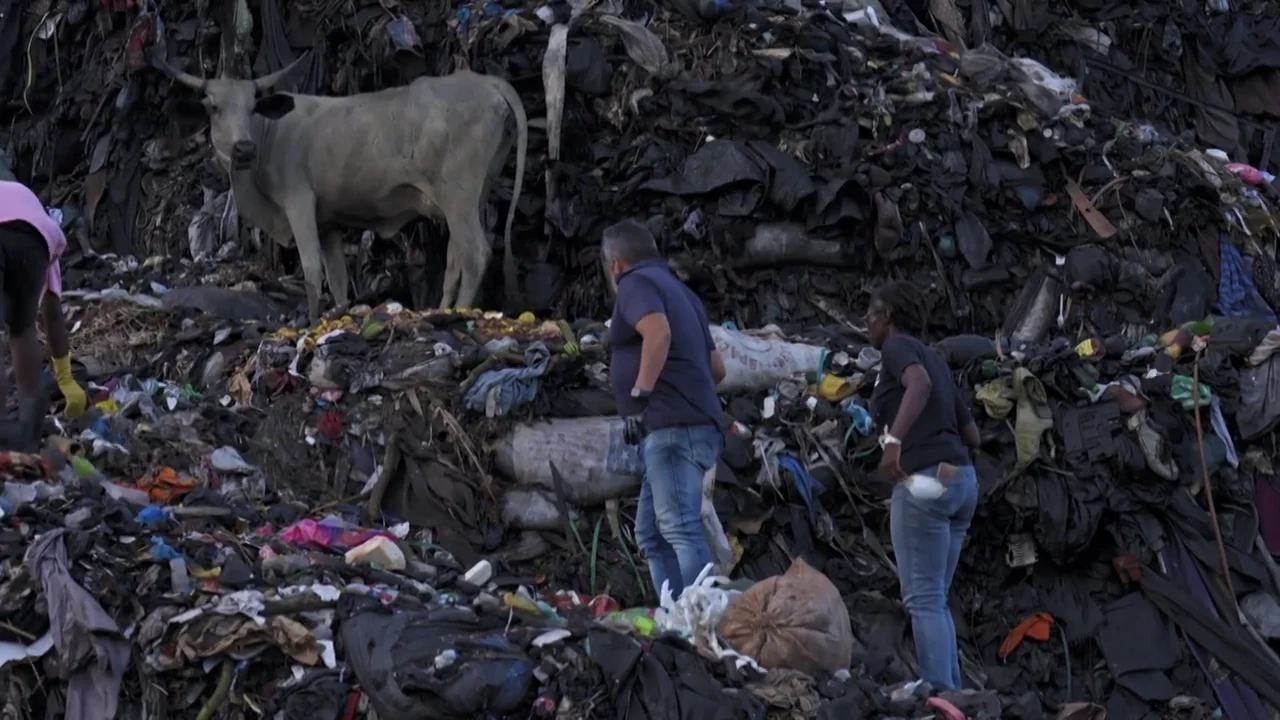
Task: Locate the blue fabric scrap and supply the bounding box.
[462,342,552,416]
[1218,241,1276,322]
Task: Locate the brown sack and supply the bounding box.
[717,558,853,674]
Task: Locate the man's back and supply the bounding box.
[610,259,722,430]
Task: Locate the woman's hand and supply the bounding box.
[879,444,905,483]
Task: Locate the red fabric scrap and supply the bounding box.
[125,15,154,74]
[318,409,344,441]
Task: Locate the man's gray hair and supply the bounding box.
[601,218,661,266]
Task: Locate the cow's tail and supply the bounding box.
[494,78,528,313]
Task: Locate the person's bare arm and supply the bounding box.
[710,350,726,385]
[633,313,672,392]
[40,292,69,359]
[955,385,981,448]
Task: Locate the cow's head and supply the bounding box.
[151,51,308,171]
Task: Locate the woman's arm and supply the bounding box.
[41,292,69,359]
[888,364,932,439]
[41,292,87,418]
[955,385,981,448]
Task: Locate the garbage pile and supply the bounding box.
[934,0,1280,168]
[0,0,1279,719]
[7,0,1280,325]
[0,286,1275,719]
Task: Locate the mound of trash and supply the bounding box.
[7,0,1280,325]
[0,0,1278,719]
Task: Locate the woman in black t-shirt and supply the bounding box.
[866,281,981,690]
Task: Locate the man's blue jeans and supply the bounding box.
[889,462,979,689]
[635,424,721,598]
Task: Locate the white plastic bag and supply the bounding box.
[710,325,826,393]
[702,465,735,571]
[655,565,762,670]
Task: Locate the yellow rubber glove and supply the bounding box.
[52,355,86,418]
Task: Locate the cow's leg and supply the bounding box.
[439,242,462,310]
[321,230,350,313]
[451,209,492,311]
[283,199,325,323]
[435,205,467,310]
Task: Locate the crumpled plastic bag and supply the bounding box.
[1242,592,1280,639]
[655,565,761,670]
[600,15,672,76]
[188,186,238,261]
[701,465,734,571]
[959,44,1080,118]
[657,564,734,636]
[717,558,853,674]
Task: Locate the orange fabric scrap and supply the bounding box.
[998,612,1054,660]
[134,467,196,504]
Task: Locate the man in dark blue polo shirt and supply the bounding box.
[603,218,726,598]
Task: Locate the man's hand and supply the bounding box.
[624,386,650,445]
[879,444,905,483]
[624,414,646,445]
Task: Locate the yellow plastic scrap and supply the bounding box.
[95,399,120,415]
[1074,338,1101,358]
[815,374,854,402]
[727,534,745,571]
[558,320,579,356]
[297,316,360,349]
[518,311,536,324]
[503,592,545,616]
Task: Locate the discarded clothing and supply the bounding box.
[339,600,535,719]
[1012,368,1053,471]
[1218,241,1277,323]
[25,530,131,720]
[463,342,551,416]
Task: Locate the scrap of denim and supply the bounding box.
[462,342,551,417]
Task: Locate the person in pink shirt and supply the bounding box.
[0,179,87,450]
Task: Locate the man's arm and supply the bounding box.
[619,278,670,393]
[633,314,672,392]
[701,321,726,386]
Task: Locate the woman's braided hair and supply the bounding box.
[872,281,928,334]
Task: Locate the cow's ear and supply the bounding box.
[253,94,295,119]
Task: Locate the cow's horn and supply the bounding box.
[147,47,207,92]
[253,54,310,93]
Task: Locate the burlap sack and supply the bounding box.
[717,558,853,674]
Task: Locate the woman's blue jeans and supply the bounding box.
[889,462,979,689]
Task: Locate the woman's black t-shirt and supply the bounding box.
[870,335,973,474]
